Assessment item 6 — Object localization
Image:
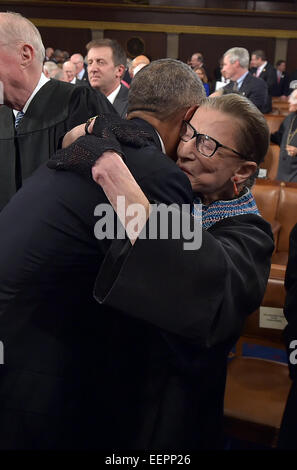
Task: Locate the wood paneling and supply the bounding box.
[39,27,92,55]
[104,30,166,60]
[287,39,297,75]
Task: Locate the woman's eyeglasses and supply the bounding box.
[180,120,247,159]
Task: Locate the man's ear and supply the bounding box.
[183,105,199,123]
[116,64,125,79]
[234,161,258,184]
[20,44,34,68]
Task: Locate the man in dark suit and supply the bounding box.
[215,47,271,113]
[70,53,89,83]
[86,38,129,117]
[250,49,278,98]
[0,12,115,211]
[273,60,290,98]
[0,58,205,450]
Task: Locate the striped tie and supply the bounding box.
[232,81,239,92]
[15,110,25,129]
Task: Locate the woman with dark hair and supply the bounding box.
[194,65,210,96]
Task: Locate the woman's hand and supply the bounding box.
[286,145,297,157]
[92,152,151,244]
[62,118,97,149]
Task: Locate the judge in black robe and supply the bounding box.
[0,119,193,450]
[93,206,273,449]
[0,78,115,211]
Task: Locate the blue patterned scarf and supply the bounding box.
[192,188,260,230]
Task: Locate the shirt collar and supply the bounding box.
[236,70,249,89]
[107,84,121,105]
[13,72,50,117]
[257,61,267,75]
[77,68,85,80]
[154,129,166,154]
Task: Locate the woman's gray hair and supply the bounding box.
[127,58,206,120]
[289,89,297,104]
[224,47,250,69]
[0,12,45,64]
[202,93,270,187]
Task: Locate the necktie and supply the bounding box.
[15,110,25,129]
[232,81,239,91]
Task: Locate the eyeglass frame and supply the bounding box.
[180,120,248,160]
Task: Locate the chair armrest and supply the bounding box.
[270,263,286,281]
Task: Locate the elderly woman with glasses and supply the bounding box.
[49,93,274,449]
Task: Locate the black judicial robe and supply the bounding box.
[0,79,116,210]
[0,119,193,450]
[94,210,274,449]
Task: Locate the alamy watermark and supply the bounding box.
[94,197,203,251]
[289,340,297,365]
[0,341,3,365]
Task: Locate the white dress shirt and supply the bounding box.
[13,73,50,118]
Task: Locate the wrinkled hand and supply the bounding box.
[47,134,125,178]
[92,113,155,148]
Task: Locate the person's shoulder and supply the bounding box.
[119,83,129,97]
[5,163,105,215]
[248,73,268,89]
[210,212,273,239]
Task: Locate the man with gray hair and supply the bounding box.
[0,11,115,211]
[212,47,270,113]
[0,59,205,450]
[70,52,89,82]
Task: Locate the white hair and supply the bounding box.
[0,12,45,63]
[289,89,297,105]
[224,47,250,69]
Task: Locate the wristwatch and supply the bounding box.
[85,115,98,135]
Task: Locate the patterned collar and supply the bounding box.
[192,188,260,230]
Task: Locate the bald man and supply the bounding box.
[129,54,150,78]
[70,52,89,82]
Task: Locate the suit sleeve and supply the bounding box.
[94,211,274,348]
[248,80,269,113]
[65,86,117,132]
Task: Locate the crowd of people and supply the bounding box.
[0,10,297,452]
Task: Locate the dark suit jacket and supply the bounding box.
[79,65,89,83]
[0,118,193,450]
[94,209,273,450]
[223,72,271,113]
[113,83,129,118]
[273,72,290,97]
[251,62,277,96]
